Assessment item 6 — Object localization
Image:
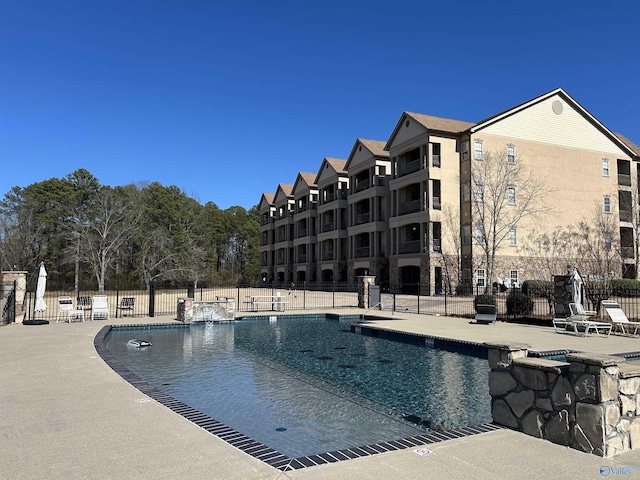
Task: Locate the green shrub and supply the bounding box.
[456,283,472,296]
[506,289,534,317]
[521,280,553,298]
[474,294,496,311]
[609,279,640,297]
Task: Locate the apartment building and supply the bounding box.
[259,88,640,291]
[292,172,318,283]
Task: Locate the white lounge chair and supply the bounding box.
[553,305,612,338]
[602,300,640,336]
[91,295,110,321]
[569,302,597,316]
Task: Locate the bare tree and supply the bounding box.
[440,205,462,294]
[471,150,550,292]
[82,187,140,291]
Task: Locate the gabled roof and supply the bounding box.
[345,138,389,170]
[259,192,274,208]
[614,133,640,158]
[273,183,294,204]
[314,157,347,185]
[470,87,638,158]
[292,172,317,194]
[385,112,475,151]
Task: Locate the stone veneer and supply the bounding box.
[487,341,640,457]
[177,297,235,323]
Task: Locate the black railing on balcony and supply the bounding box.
[399,240,420,254]
[322,251,334,261]
[620,210,633,222]
[433,238,442,252]
[298,228,307,237]
[354,178,370,193]
[399,199,421,215]
[355,246,370,258]
[398,158,421,177]
[619,174,632,186]
[323,222,335,232]
[297,255,307,263]
[355,212,370,225]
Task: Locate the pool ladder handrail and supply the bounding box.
[360,301,383,322]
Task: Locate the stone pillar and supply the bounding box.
[553,274,572,318]
[357,275,376,308]
[567,353,623,457]
[2,271,27,324]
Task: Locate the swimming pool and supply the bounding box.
[103,315,493,464]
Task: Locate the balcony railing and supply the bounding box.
[432,197,441,210]
[399,240,420,254]
[354,246,370,258]
[298,228,307,237]
[323,222,335,233]
[618,174,632,187]
[297,254,307,263]
[620,210,633,222]
[355,212,370,225]
[322,251,334,261]
[398,158,421,177]
[433,238,442,252]
[399,199,421,215]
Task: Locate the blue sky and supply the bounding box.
[1,0,639,210]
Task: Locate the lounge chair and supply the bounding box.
[475,304,497,325]
[602,300,640,336]
[552,307,612,337]
[91,295,110,321]
[569,302,597,316]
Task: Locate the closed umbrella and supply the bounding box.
[571,267,584,308]
[34,262,47,312]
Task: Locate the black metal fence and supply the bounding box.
[15,280,640,323]
[1,281,16,326]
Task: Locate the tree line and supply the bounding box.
[0,169,260,291]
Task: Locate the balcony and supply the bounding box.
[399,199,421,215]
[298,228,307,237]
[432,197,441,210]
[323,222,335,233]
[355,246,370,258]
[354,178,370,193]
[433,238,442,252]
[399,240,420,254]
[297,254,307,263]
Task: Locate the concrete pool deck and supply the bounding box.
[3,311,640,479]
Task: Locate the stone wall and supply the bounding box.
[487,341,640,457]
[553,274,573,319]
[177,298,235,323]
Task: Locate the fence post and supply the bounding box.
[444,289,448,316]
[303,281,306,310]
[417,284,421,315]
[148,281,156,318]
[115,286,120,319]
[333,282,335,309]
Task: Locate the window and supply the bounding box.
[507,145,515,164]
[474,140,483,160]
[509,227,517,246]
[476,224,485,243]
[510,270,519,287]
[604,233,612,251]
[476,269,486,287]
[602,158,610,177]
[475,183,484,202]
[604,195,611,214]
[507,186,516,205]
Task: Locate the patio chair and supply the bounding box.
[91,295,110,321]
[117,297,135,317]
[77,296,92,313]
[56,296,84,323]
[602,300,640,336]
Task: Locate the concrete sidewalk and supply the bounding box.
[3,312,640,479]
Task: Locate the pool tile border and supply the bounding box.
[94,323,501,471]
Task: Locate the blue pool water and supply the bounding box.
[106,315,491,457]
